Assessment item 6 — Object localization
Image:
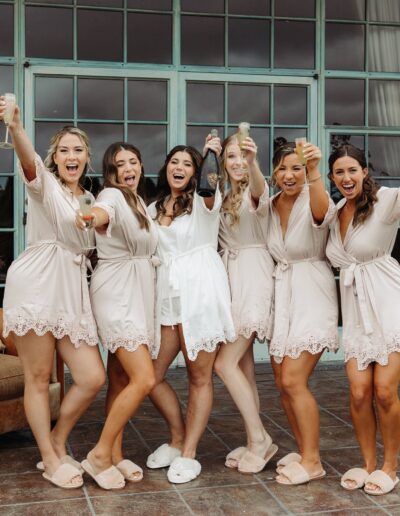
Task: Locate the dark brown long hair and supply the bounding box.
[219,134,249,226]
[154,145,202,221]
[328,144,379,226]
[102,142,149,231]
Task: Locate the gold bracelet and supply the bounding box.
[308,175,322,184]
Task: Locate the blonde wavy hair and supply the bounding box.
[44,126,92,188]
[219,134,249,226]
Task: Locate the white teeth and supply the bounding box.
[173,174,184,180]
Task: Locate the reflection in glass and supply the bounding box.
[325,0,365,20]
[325,78,364,126]
[26,7,73,59]
[228,84,269,124]
[0,5,13,56]
[275,0,315,18]
[128,13,172,64]
[229,0,270,16]
[325,23,364,71]
[186,126,224,151]
[275,21,315,69]
[128,80,167,121]
[368,26,400,73]
[368,136,400,179]
[181,16,224,66]
[35,122,72,161]
[127,0,172,9]
[0,66,13,98]
[0,177,13,228]
[330,134,365,153]
[78,10,123,61]
[0,144,13,173]
[79,123,124,173]
[369,81,400,127]
[0,232,13,284]
[128,124,167,177]
[369,0,400,22]
[275,86,307,125]
[228,19,270,68]
[78,79,123,120]
[187,83,224,123]
[181,0,224,13]
[35,77,73,118]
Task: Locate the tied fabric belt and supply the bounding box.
[27,239,93,316]
[98,254,160,267]
[220,244,267,269]
[342,254,390,335]
[273,256,326,343]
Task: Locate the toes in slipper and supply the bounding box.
[276,452,302,474]
[146,443,181,469]
[340,467,369,491]
[238,443,278,474]
[116,459,143,483]
[81,459,125,490]
[225,446,247,469]
[42,463,83,489]
[167,457,201,484]
[364,470,400,496]
[276,461,326,485]
[37,455,84,474]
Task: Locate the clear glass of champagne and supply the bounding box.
[237,122,250,171]
[0,93,16,149]
[78,193,95,252]
[295,137,307,166]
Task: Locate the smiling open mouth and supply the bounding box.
[66,165,79,173]
[342,183,355,194]
[125,175,136,186]
[173,173,185,180]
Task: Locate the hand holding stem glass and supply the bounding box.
[78,193,95,251]
[237,122,250,171]
[0,93,16,149]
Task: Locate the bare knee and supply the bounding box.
[134,370,156,396]
[214,355,230,381]
[25,369,52,392]
[281,372,306,397]
[189,369,213,389]
[79,368,106,394]
[374,382,397,410]
[350,383,373,408]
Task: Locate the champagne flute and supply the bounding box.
[78,193,95,252]
[0,93,16,150]
[237,122,250,171]
[295,137,307,166]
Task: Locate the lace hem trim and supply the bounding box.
[343,333,400,370]
[187,328,236,361]
[3,314,98,348]
[234,322,272,342]
[270,334,339,364]
[101,334,156,357]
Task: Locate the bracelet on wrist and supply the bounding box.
[307,175,322,184]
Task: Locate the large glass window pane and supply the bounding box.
[274,128,308,147]
[0,150,13,174]
[246,127,269,174]
[0,65,13,95]
[181,0,224,13]
[78,79,123,120]
[325,23,364,70]
[368,26,400,73]
[186,125,224,150]
[275,21,315,69]
[228,18,270,68]
[181,16,224,66]
[0,177,13,228]
[325,0,365,20]
[274,86,307,125]
[78,10,123,61]
[330,134,365,151]
[0,232,13,284]
[369,0,400,22]
[275,0,315,18]
[127,0,172,9]
[26,7,73,59]
[325,79,365,126]
[228,84,269,124]
[78,0,123,6]
[79,123,124,173]
[28,0,73,4]
[128,80,167,121]
[35,77,73,119]
[127,13,172,64]
[0,4,13,56]
[369,81,400,127]
[187,83,224,123]
[128,124,167,176]
[228,0,270,16]
[369,136,400,181]
[35,122,72,160]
